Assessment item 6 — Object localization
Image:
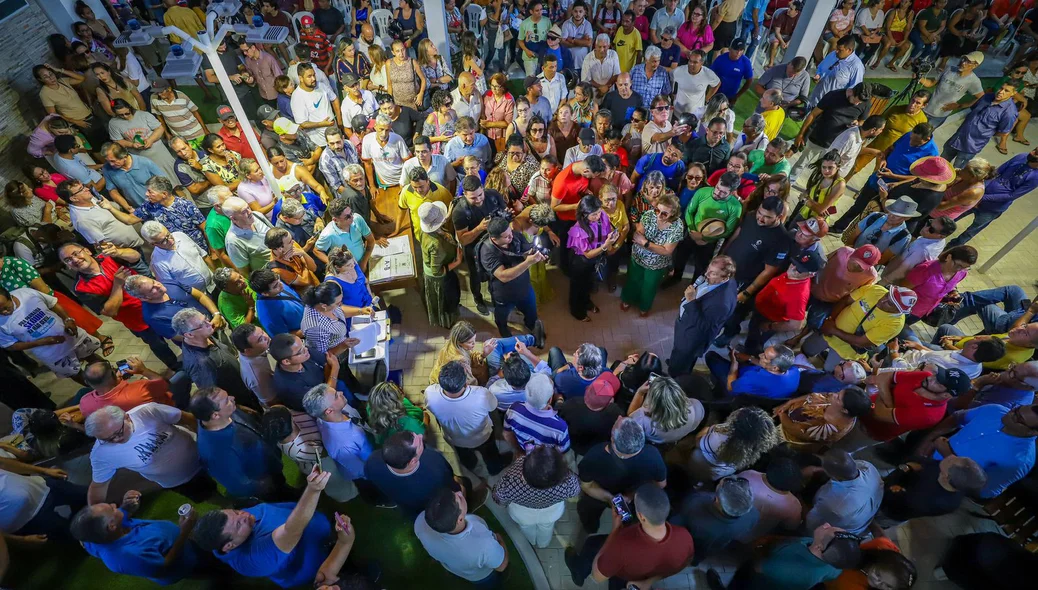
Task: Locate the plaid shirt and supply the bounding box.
[318,145,360,193]
[300,305,350,353]
[630,64,672,109]
[524,171,553,204]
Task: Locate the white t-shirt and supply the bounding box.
[341,90,378,130]
[672,66,721,113]
[90,403,201,488]
[290,86,336,147]
[70,204,144,248]
[121,50,151,93]
[414,513,506,582]
[361,132,410,186]
[0,471,49,533]
[898,236,946,269]
[0,289,81,375]
[425,384,497,448]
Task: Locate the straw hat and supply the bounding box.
[698,218,727,238]
[418,201,448,234]
[910,156,956,185]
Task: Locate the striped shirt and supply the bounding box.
[504,403,571,453]
[277,410,324,474]
[151,91,205,141]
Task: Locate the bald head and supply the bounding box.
[457,71,476,96]
[84,361,117,392]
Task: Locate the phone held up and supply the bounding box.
[611,494,635,525]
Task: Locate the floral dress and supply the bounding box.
[200,151,243,185]
[492,152,539,201]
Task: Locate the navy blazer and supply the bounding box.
[673,279,739,361]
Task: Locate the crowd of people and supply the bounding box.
[3,0,1038,588]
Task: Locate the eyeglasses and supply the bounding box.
[686,174,704,181]
[102,419,127,443]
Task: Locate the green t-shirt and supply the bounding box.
[218,285,257,329]
[747,149,792,176]
[518,17,550,62]
[748,538,842,590]
[685,187,743,242]
[205,209,232,250]
[373,398,426,445]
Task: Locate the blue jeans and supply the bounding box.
[909,29,939,61]
[741,19,763,60]
[471,570,503,589]
[131,327,179,370]
[485,335,536,370]
[705,350,734,389]
[492,285,539,337]
[940,142,978,169]
[947,208,1003,247]
[981,18,1003,43]
[949,285,1031,333]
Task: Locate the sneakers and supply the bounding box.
[475,301,490,316]
[564,548,587,587]
[533,319,546,349]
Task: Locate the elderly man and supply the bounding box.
[673,49,720,113]
[315,197,375,269]
[669,256,740,376]
[142,221,214,293]
[807,36,865,110]
[361,113,411,191]
[444,116,493,169]
[101,175,208,251]
[398,167,454,242]
[61,179,143,248]
[319,127,360,199]
[706,345,802,400]
[582,34,621,98]
[277,198,325,252]
[630,45,671,109]
[200,185,235,268]
[600,72,643,129]
[538,54,568,115]
[303,383,372,483]
[753,57,811,112]
[172,307,254,407]
[337,163,392,238]
[548,342,608,399]
[451,72,482,122]
[671,477,759,563]
[124,274,222,341]
[84,403,203,505]
[101,142,167,211]
[60,242,179,369]
[338,73,376,132]
[401,135,457,192]
[222,196,275,275]
[190,386,289,500]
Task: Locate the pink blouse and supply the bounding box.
[482,91,515,140]
[567,214,613,255]
[677,23,715,51]
[905,259,967,317]
[34,173,69,202]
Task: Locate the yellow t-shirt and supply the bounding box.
[956,334,1035,371]
[761,108,785,141]
[398,183,453,241]
[614,28,643,73]
[825,284,905,360]
[164,5,204,45]
[718,0,748,23]
[870,106,929,152]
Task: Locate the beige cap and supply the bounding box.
[963,51,984,66]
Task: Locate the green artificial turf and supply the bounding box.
[5,456,534,589]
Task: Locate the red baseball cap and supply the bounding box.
[797,217,829,239]
[584,372,620,410]
[888,286,918,315]
[300,15,314,26]
[849,244,881,268]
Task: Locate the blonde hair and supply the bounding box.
[367,382,409,437]
[486,167,510,194]
[643,377,691,432]
[963,157,994,181]
[369,45,387,68]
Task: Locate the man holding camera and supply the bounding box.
[452,176,508,317]
[478,217,547,345]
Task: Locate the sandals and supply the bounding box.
[1014,138,1031,146]
[98,335,115,357]
[997,145,1009,155]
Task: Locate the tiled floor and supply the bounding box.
[32,51,1037,590]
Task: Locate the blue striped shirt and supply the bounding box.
[504,403,571,453]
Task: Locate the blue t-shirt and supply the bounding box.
[937,404,1037,498]
[142,284,208,340]
[634,153,686,191]
[197,411,285,498]
[83,515,198,586]
[216,503,332,588]
[277,93,295,122]
[971,385,1035,410]
[731,365,801,398]
[660,44,681,69]
[364,447,456,517]
[710,53,754,99]
[867,133,939,189]
[255,283,305,336]
[555,366,598,399]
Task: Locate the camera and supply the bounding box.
[911,58,935,77]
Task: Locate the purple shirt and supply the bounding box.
[567,215,613,255]
[948,93,1019,154]
[977,153,1038,213]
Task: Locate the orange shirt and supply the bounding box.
[551,164,590,222]
[78,378,174,417]
[825,537,900,590]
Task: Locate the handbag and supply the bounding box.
[922,301,959,327]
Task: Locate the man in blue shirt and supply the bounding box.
[741,0,770,60]
[124,275,220,341]
[249,268,305,336]
[364,431,461,518]
[941,82,1019,168]
[964,361,1037,410]
[926,403,1038,498]
[706,345,801,400]
[72,501,199,585]
[101,143,166,210]
[303,383,373,482]
[190,386,290,500]
[630,138,687,191]
[831,123,938,233]
[806,36,865,110]
[270,333,351,411]
[549,343,610,399]
[948,147,1038,246]
[710,39,754,101]
[192,467,356,588]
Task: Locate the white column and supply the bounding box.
[424,0,452,69]
[783,0,836,61]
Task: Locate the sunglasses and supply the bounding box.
[652,106,670,111]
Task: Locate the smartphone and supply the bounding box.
[877,178,889,192]
[611,495,635,525]
[648,372,661,384]
[116,359,130,376]
[315,460,323,474]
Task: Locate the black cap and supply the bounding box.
[578,127,596,145]
[729,39,747,52]
[935,366,972,396]
[791,248,824,273]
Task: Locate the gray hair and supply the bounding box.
[575,343,604,379]
[84,405,125,438]
[662,26,676,37]
[122,274,150,298]
[769,137,790,152]
[171,307,206,336]
[770,345,795,372]
[220,196,249,215]
[716,477,755,517]
[345,163,365,178]
[525,373,554,409]
[528,203,555,227]
[140,220,168,243]
[302,383,335,419]
[595,33,611,45]
[644,45,662,61]
[206,185,233,206]
[612,417,646,455]
[745,113,766,133]
[213,267,234,290]
[145,175,174,195]
[279,198,305,219]
[374,113,392,127]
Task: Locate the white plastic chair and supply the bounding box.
[464,3,486,44]
[333,0,354,31]
[370,8,394,46]
[755,7,787,68]
[291,11,314,41]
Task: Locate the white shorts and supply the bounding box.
[44,329,100,378]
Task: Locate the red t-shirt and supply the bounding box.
[863,371,948,441]
[218,125,258,161]
[34,173,69,202]
[74,255,147,332]
[551,164,590,222]
[597,523,695,581]
[299,30,332,68]
[78,378,174,417]
[707,168,756,200]
[755,273,811,323]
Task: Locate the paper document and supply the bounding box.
[350,321,381,355]
[371,235,408,257]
